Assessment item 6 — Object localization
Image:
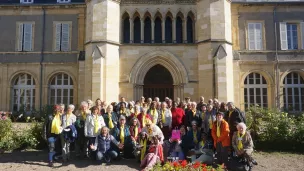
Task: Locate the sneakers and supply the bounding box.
[252,159,258,165]
[48,161,54,167]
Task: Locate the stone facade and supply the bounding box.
[0,0,304,112]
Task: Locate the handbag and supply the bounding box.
[171,127,181,140]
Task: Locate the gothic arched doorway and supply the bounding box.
[143,64,174,100]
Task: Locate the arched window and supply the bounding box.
[133,17,141,43]
[123,16,130,43]
[144,17,151,43]
[154,17,162,43]
[49,73,74,105]
[165,17,172,43]
[283,72,304,112]
[187,16,194,43]
[12,74,36,111]
[176,16,183,43]
[244,73,268,109]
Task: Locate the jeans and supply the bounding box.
[48,136,59,162]
[170,151,185,160]
[96,150,118,163]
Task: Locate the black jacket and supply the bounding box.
[185,110,202,128]
[43,114,62,139]
[224,109,242,133]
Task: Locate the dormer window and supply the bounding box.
[20,0,34,3]
[57,0,71,3]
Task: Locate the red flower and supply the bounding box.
[201,163,207,168]
[193,161,200,169]
[181,160,187,168]
[172,161,179,167]
[202,168,207,171]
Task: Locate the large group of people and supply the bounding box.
[44,96,258,171]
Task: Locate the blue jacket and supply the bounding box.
[111,124,132,145]
[62,125,78,143]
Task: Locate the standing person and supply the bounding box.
[112,116,133,158]
[75,101,91,158]
[95,98,102,114]
[203,104,216,136]
[154,97,160,103]
[59,104,65,115]
[44,105,63,167]
[185,103,191,113]
[171,101,185,129]
[185,102,202,130]
[90,126,124,164]
[185,97,191,104]
[85,106,106,159]
[103,105,118,131]
[116,97,128,112]
[219,102,227,113]
[197,96,206,111]
[137,107,152,129]
[130,105,141,119]
[213,99,220,113]
[117,102,131,124]
[139,96,145,107]
[158,102,172,140]
[61,104,77,162]
[225,102,243,148]
[212,112,230,169]
[128,101,135,113]
[232,123,257,170]
[87,99,94,110]
[146,98,152,108]
[148,101,159,125]
[176,97,181,107]
[208,99,213,105]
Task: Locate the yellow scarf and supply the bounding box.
[120,126,125,144]
[161,109,165,123]
[151,109,157,124]
[120,109,126,114]
[200,140,205,148]
[193,130,198,144]
[237,132,245,150]
[217,121,221,137]
[81,111,86,120]
[66,113,71,126]
[142,114,146,127]
[94,115,99,134]
[134,126,138,139]
[108,113,114,129]
[130,108,134,113]
[192,110,196,116]
[229,110,233,117]
[51,114,61,134]
[140,139,147,161]
[209,115,213,129]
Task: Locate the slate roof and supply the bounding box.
[0,0,85,5]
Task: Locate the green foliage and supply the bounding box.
[246,107,304,152]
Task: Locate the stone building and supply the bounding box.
[0,0,303,113]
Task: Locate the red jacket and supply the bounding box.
[171,107,185,128]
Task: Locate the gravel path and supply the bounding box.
[0,150,303,171]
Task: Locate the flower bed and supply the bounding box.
[152,160,224,171]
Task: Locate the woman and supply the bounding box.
[232,122,257,170]
[103,105,118,130]
[171,101,185,129]
[137,107,152,128]
[44,105,63,167]
[141,119,164,144]
[165,125,187,161]
[158,102,172,140]
[212,112,230,168]
[128,101,135,113]
[85,106,106,155]
[90,126,124,163]
[140,135,164,170]
[130,105,141,119]
[129,117,141,144]
[95,98,102,114]
[117,102,131,124]
[203,104,217,136]
[61,104,77,162]
[219,102,227,113]
[185,121,201,154]
[147,101,159,125]
[75,101,91,158]
[111,115,133,158]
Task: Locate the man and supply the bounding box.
[212,112,230,168]
[146,98,152,108]
[213,99,220,113]
[185,102,202,130]
[185,97,191,104]
[116,97,128,111]
[224,102,243,145]
[154,97,160,103]
[158,102,172,140]
[176,97,181,106]
[196,96,206,111]
[171,101,185,129]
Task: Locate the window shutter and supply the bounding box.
[280,22,288,50]
[301,22,304,49]
[248,23,255,50]
[23,23,33,51]
[18,23,24,51]
[255,23,262,50]
[55,23,62,51]
[61,23,70,51]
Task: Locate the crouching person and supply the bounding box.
[44,105,63,167]
[191,132,214,165]
[140,135,164,170]
[90,126,124,163]
[232,122,257,170]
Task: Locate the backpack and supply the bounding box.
[235,107,246,124]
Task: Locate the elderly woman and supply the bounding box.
[85,106,106,158]
[90,126,123,164]
[87,99,94,110]
[147,101,159,125]
[61,104,76,162]
[137,107,152,128]
[44,105,63,167]
[112,115,133,158]
[103,105,118,130]
[203,104,217,136]
[130,105,141,119]
[185,120,201,155]
[158,102,172,140]
[75,101,91,158]
[129,117,141,143]
[141,119,164,144]
[232,122,257,169]
[185,102,202,130]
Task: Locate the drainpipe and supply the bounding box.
[273,5,280,110]
[39,7,46,113]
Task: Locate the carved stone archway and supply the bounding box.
[129,50,189,100]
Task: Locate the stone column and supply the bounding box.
[129,18,134,43]
[162,19,165,43]
[173,17,176,43]
[141,18,144,43]
[183,19,187,43]
[151,19,155,43]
